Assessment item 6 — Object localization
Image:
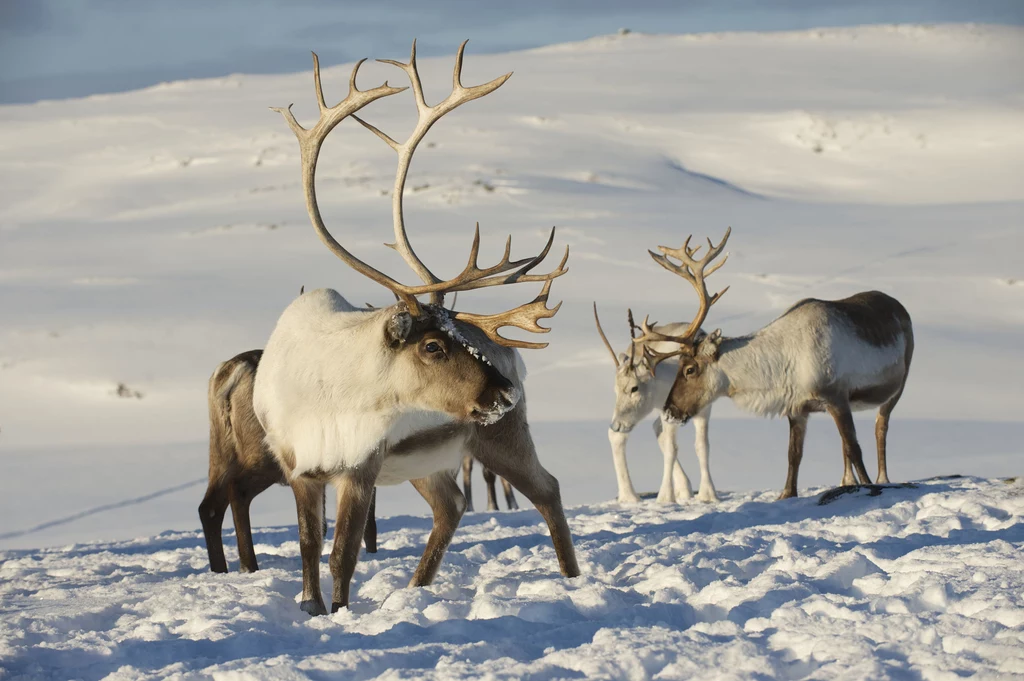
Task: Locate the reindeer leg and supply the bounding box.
[199,478,230,573]
[657,416,690,503]
[291,478,327,616]
[461,455,475,513]
[875,410,893,485]
[363,487,378,553]
[692,406,719,503]
[608,429,641,504]
[827,402,872,486]
[483,467,500,512]
[229,474,278,573]
[409,471,466,586]
[779,413,808,500]
[473,409,580,578]
[329,460,381,612]
[501,477,519,510]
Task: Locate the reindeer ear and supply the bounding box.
[385,307,413,346]
[617,352,629,365]
[698,329,723,359]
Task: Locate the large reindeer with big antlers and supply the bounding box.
[253,42,579,616]
[636,227,914,499]
[593,305,717,505]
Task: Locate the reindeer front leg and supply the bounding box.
[692,406,719,503]
[329,460,381,612]
[608,429,641,504]
[656,416,692,503]
[291,478,327,616]
[409,470,466,586]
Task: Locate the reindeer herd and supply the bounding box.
[199,41,914,616]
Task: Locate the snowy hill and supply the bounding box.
[0,23,1022,679]
[2,477,1021,679]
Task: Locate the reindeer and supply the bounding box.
[199,349,516,575]
[253,42,580,616]
[199,349,379,573]
[636,227,914,499]
[593,304,717,504]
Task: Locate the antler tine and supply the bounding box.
[353,40,513,305]
[593,303,620,368]
[272,52,409,305]
[627,314,687,370]
[454,247,567,349]
[648,226,732,341]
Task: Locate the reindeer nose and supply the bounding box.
[497,386,520,412]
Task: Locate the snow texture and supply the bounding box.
[0,20,1023,681]
[1,477,1021,680]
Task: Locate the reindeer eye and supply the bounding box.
[684,365,697,377]
[425,341,444,354]
[630,386,639,394]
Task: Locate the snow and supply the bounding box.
[1,476,1021,679]
[1,20,1023,681]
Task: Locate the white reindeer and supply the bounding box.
[593,304,717,504]
[638,227,914,499]
[253,42,579,616]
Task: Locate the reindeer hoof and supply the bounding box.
[300,599,328,617]
[697,488,719,503]
[331,602,348,614]
[617,494,641,505]
[776,489,797,501]
[655,494,676,505]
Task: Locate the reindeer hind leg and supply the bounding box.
[501,477,519,510]
[827,401,871,486]
[199,478,231,573]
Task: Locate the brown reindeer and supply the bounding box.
[249,42,579,615]
[200,349,379,573]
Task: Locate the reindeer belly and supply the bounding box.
[377,426,469,486]
[849,377,903,411]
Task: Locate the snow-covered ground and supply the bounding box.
[2,477,1022,679]
[1,22,1022,680]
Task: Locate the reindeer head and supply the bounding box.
[375,303,519,425]
[275,42,566,427]
[630,228,732,425]
[596,304,672,432]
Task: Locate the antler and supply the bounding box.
[349,40,568,346]
[453,248,568,349]
[273,55,409,294]
[593,303,619,368]
[648,227,732,342]
[629,313,686,370]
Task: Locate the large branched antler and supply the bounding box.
[272,56,408,292]
[453,248,568,349]
[275,42,567,348]
[646,226,732,343]
[349,40,568,347]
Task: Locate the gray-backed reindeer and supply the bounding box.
[252,42,579,615]
[593,304,717,504]
[639,227,913,499]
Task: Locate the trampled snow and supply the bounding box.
[1,22,1022,680]
[2,477,1022,679]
